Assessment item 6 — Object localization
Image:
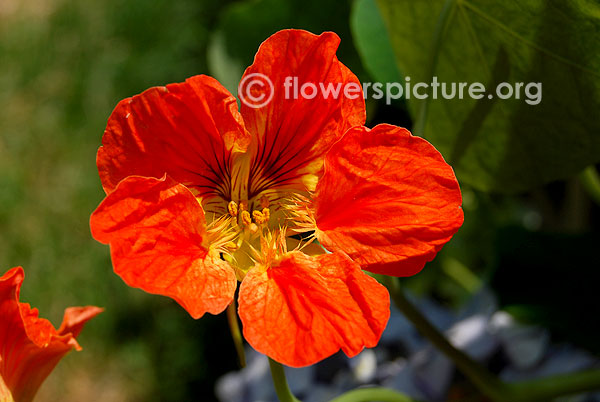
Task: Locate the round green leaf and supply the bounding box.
[377,0,600,193]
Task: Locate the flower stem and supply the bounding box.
[441,257,482,292]
[507,368,600,401]
[383,276,600,401]
[268,358,301,402]
[382,276,509,401]
[579,165,600,206]
[226,301,246,367]
[329,387,415,402]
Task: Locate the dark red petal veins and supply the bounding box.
[90,175,236,319]
[314,124,464,276]
[238,251,389,367]
[241,29,366,197]
[98,75,250,211]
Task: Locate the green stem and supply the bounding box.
[507,369,600,401]
[383,277,600,401]
[382,276,509,401]
[268,358,301,402]
[412,0,456,138]
[441,257,482,293]
[579,165,600,206]
[329,387,415,402]
[226,301,246,367]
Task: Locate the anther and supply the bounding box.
[262,207,270,221]
[228,201,238,217]
[241,210,252,226]
[259,195,270,209]
[253,209,266,224]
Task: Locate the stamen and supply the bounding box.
[204,216,239,256]
[228,201,238,217]
[251,227,287,266]
[252,210,264,223]
[252,209,268,224]
[225,241,238,251]
[241,210,252,226]
[284,194,317,235]
[248,223,259,234]
[259,195,270,209]
[278,227,288,254]
[262,208,270,222]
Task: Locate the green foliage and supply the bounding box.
[1,0,599,400]
[208,0,365,95]
[0,1,236,400]
[350,0,402,85]
[374,0,600,193]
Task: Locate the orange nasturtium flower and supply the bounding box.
[0,267,102,402]
[90,29,463,367]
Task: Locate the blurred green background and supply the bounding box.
[1,0,598,401]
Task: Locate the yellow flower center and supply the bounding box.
[199,151,323,279]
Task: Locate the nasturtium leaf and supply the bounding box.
[376,0,600,193]
[350,0,402,85]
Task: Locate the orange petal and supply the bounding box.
[0,267,102,402]
[57,306,106,349]
[90,175,236,319]
[314,124,464,276]
[97,75,250,207]
[238,251,389,367]
[240,29,366,196]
